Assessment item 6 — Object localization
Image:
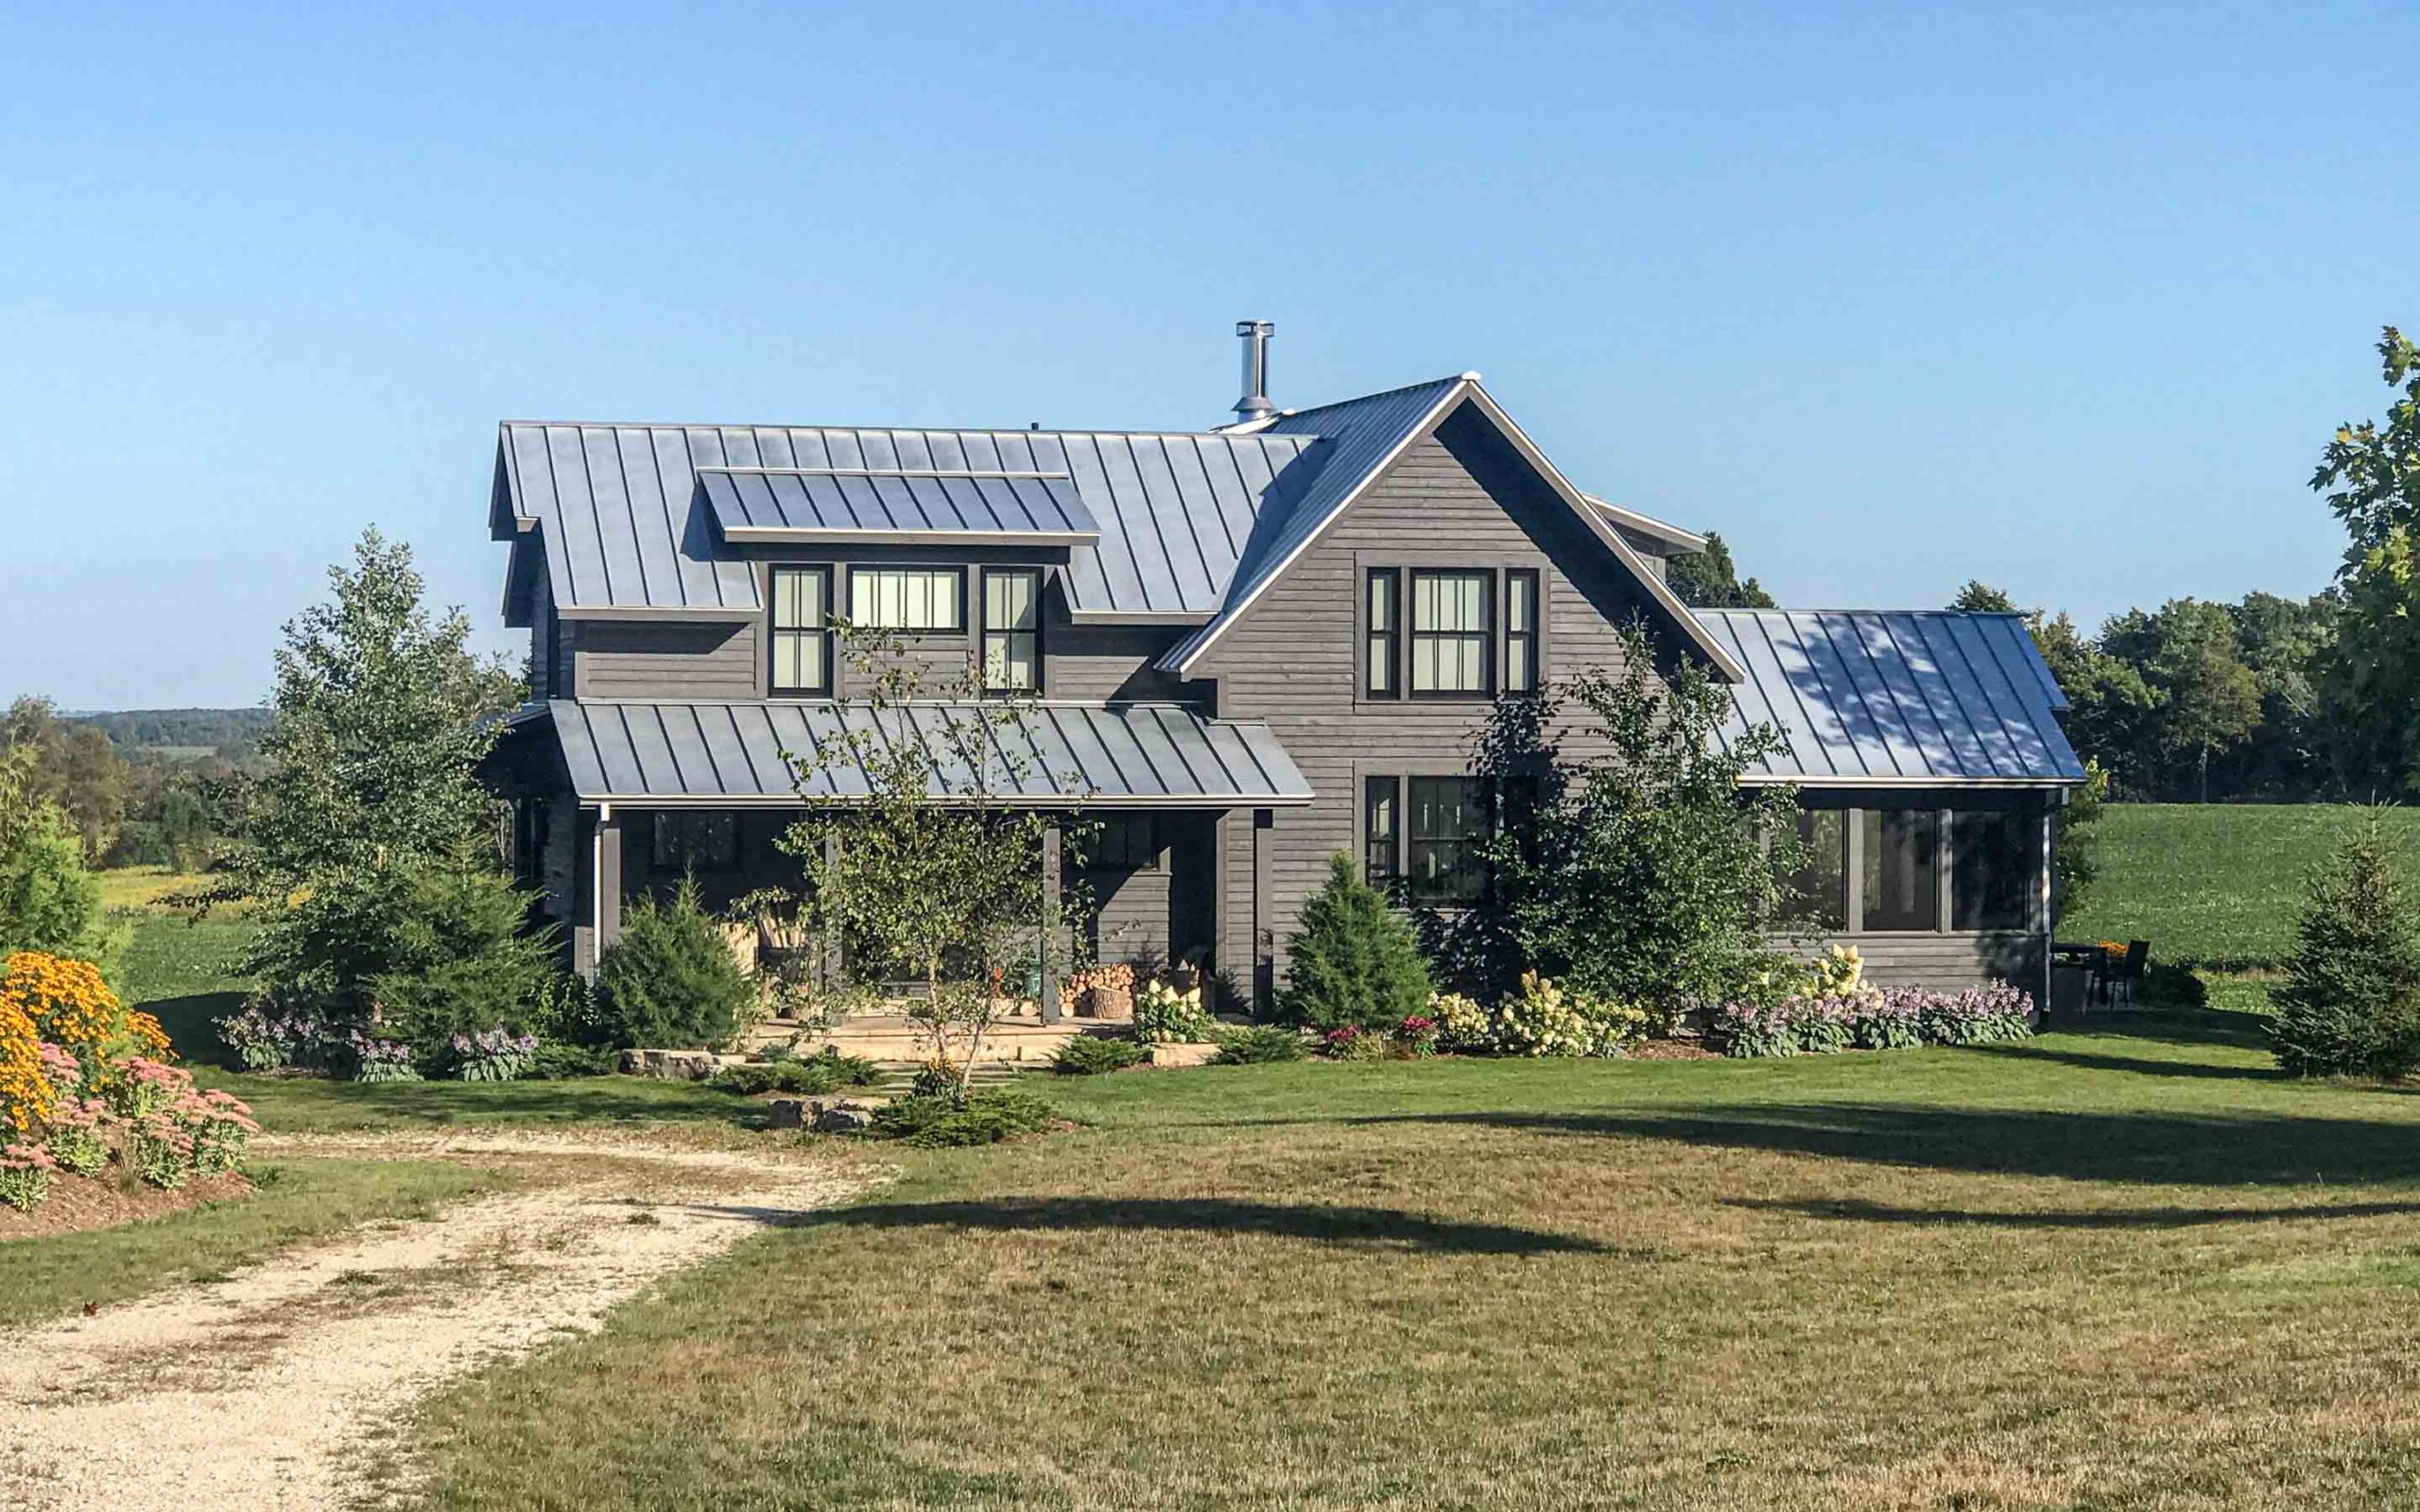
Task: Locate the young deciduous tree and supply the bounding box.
[1452,621,1806,1023]
[773,631,1090,1102]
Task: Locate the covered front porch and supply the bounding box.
[487,698,1314,1014]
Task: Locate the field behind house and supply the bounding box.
[2060,802,2420,969]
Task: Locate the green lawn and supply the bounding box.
[394,1013,2420,1511]
[0,1156,503,1327]
[2061,802,2420,969]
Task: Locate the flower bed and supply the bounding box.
[1712,982,2034,1058]
[0,951,259,1221]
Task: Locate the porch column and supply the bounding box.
[1251,807,1274,1015]
[592,804,624,970]
[1039,822,1063,1024]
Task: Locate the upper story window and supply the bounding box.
[1505,570,1540,695]
[849,566,964,633]
[769,566,833,696]
[981,568,1042,694]
[1364,569,1401,699]
[1409,570,1494,697]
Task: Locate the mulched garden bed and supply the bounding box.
[1627,1038,1720,1061]
[0,1170,254,1242]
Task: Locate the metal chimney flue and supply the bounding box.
[1233,319,1275,422]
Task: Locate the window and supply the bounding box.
[1781,808,1847,929]
[1407,777,1486,902]
[848,567,964,632]
[1409,571,1493,696]
[1505,569,1540,694]
[1860,809,1940,931]
[981,568,1042,693]
[1363,776,1399,882]
[769,566,832,696]
[511,799,551,886]
[1364,568,1401,698]
[651,812,738,873]
[1087,816,1158,870]
[1952,810,2031,930]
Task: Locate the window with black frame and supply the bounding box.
[1364,568,1401,698]
[652,812,738,873]
[981,568,1042,694]
[1860,809,1939,931]
[769,566,833,696]
[1505,569,1540,695]
[1086,815,1159,870]
[1781,808,1847,928]
[1407,777,1485,902]
[1952,810,2031,930]
[1409,570,1493,696]
[848,566,964,632]
[1363,776,1399,882]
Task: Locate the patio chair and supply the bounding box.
[2110,940,2150,1008]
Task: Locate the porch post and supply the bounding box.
[594,804,623,968]
[1252,807,1274,1015]
[1039,822,1063,1024]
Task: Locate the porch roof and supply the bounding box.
[1693,610,2084,786]
[532,698,1313,808]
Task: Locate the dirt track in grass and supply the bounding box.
[0,1128,876,1512]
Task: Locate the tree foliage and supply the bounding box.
[2271,809,2420,1078]
[1665,532,1775,610]
[0,746,122,974]
[1445,621,1805,1023]
[593,877,755,1051]
[3,697,130,863]
[1277,852,1433,1030]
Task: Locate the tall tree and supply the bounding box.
[233,529,520,891]
[1666,532,1776,610]
[2311,328,2420,795]
[3,697,130,863]
[2144,600,2262,802]
[1947,580,2019,613]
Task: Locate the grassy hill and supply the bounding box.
[2062,802,2420,969]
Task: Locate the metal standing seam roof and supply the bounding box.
[493,421,1328,622]
[540,698,1314,807]
[697,459,1101,545]
[1693,610,2083,785]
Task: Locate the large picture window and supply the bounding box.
[1952,810,2031,930]
[1409,571,1493,696]
[1364,568,1401,698]
[1782,808,1847,929]
[1407,777,1486,902]
[981,568,1042,693]
[849,567,964,632]
[769,566,832,696]
[1860,809,1940,932]
[651,812,738,873]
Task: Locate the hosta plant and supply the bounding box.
[446,1028,538,1082]
[348,1034,422,1083]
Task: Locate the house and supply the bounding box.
[480,323,2085,1015]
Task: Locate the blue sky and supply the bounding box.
[4,2,2411,708]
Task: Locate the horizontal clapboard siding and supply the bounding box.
[575,621,762,700]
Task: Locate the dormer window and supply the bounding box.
[982,568,1043,694]
[769,566,833,696]
[849,567,965,633]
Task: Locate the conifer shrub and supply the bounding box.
[1209,1025,1309,1064]
[2272,811,2420,1078]
[594,878,757,1050]
[1276,853,1433,1031]
[1049,1036,1149,1075]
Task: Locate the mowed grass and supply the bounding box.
[0,1156,504,1327]
[2062,802,2420,969]
[402,1014,2420,1512]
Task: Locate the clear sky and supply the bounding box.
[4,2,2411,709]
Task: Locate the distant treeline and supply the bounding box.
[71,707,270,760]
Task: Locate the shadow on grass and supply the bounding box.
[1970,1043,2285,1082]
[1338,1104,2420,1187]
[786,1195,1612,1256]
[145,991,247,1067]
[2053,1006,2275,1053]
[1730,1194,2420,1229]
[238,1079,756,1127]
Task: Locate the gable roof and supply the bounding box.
[1695,610,2083,785]
[493,421,1323,625]
[1156,379,1747,680]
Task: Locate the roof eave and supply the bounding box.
[716,526,1099,548]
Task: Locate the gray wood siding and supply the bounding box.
[1196,402,1671,991]
[574,620,761,699]
[1046,623,1189,702]
[1827,932,2046,992]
